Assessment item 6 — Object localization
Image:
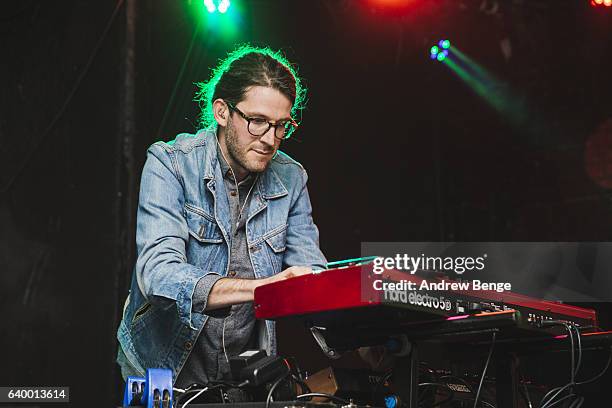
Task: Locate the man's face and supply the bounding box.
[219,86,292,177]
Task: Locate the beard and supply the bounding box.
[224,117,275,174]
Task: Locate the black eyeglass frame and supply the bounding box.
[225,101,298,140]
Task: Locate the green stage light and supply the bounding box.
[430,39,450,61]
[204,0,230,14]
[218,0,230,13]
[183,0,242,43]
[204,0,216,13]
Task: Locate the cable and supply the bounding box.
[575,346,612,385]
[541,392,578,408]
[175,384,224,407]
[540,382,573,408]
[569,324,582,377]
[2,0,125,193]
[418,382,449,387]
[222,316,230,364]
[381,369,394,385]
[568,396,584,408]
[539,321,582,408]
[561,323,576,384]
[291,373,311,394]
[519,377,534,408]
[473,331,497,408]
[265,365,291,408]
[296,393,349,405]
[180,386,209,407]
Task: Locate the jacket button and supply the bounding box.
[184,341,193,350]
[250,245,261,252]
[230,190,237,197]
[228,271,236,277]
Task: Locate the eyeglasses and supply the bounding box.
[225,101,298,140]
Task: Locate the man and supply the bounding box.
[116,45,327,388]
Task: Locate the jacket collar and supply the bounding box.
[201,128,288,200]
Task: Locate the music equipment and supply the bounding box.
[254,264,598,341]
[305,367,389,405]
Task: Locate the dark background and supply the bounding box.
[1,0,612,406]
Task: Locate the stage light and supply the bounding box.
[204,0,216,13]
[430,39,450,62]
[430,45,439,59]
[204,0,231,13]
[218,0,230,13]
[367,0,418,7]
[591,0,612,7]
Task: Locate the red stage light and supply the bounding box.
[366,0,419,8]
[591,0,612,6]
[363,0,423,17]
[371,0,413,5]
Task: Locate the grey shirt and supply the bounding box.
[176,146,259,388]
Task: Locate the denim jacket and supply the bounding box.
[116,129,326,382]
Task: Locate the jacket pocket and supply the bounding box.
[184,203,223,243]
[131,301,153,328]
[263,225,287,273]
[264,225,287,253]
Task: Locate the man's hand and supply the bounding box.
[262,266,312,285]
[204,266,312,311]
